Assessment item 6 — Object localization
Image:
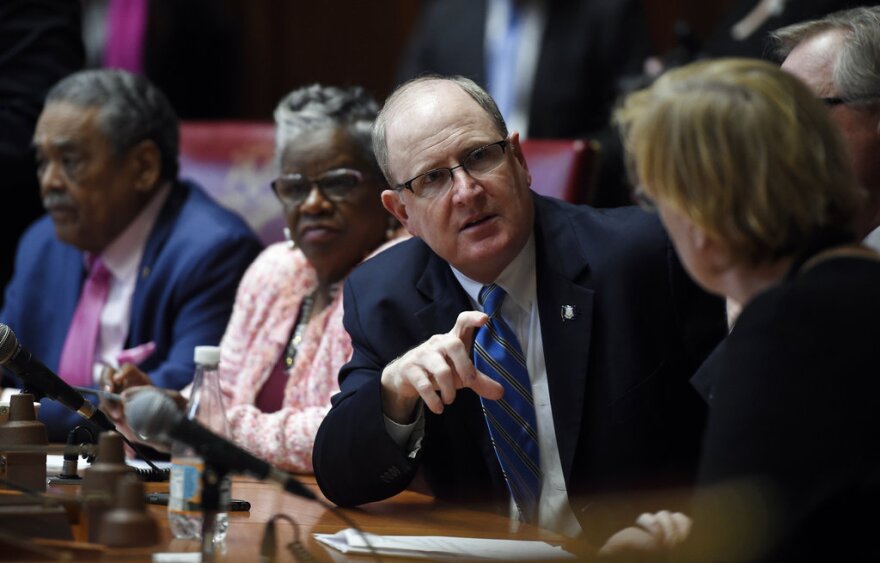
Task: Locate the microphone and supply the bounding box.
[125,389,316,500]
[0,323,115,432]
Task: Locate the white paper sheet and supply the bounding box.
[314,528,575,560]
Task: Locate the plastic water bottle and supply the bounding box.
[168,345,231,541]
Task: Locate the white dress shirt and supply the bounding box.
[90,183,171,383]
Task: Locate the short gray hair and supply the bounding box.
[46,69,179,180]
[273,84,380,172]
[372,75,509,184]
[772,6,880,107]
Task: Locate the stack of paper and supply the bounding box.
[314,528,575,560]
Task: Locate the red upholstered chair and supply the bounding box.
[520,138,599,205]
[179,121,283,245]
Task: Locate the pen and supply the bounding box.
[74,386,122,404]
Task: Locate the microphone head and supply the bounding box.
[0,323,18,364]
[125,389,182,441]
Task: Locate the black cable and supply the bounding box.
[260,513,317,563]
[71,386,170,481]
[112,426,170,482]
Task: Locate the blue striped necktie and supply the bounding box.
[473,284,541,523]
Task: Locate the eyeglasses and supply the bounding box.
[820,94,880,107]
[396,139,509,199]
[271,168,374,206]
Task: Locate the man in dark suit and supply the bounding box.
[0,69,263,441]
[0,0,84,309]
[313,76,725,544]
[396,0,651,207]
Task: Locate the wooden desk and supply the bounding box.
[33,476,570,561]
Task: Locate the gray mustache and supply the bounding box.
[42,192,75,209]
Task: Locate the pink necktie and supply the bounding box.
[58,258,112,387]
[103,0,148,73]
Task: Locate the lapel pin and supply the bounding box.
[561,305,577,322]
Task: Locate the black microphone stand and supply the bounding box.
[200,461,228,562]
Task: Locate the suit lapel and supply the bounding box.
[414,250,472,340]
[128,183,187,345]
[413,247,505,481]
[533,197,594,483]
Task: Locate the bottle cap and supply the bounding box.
[193,345,220,365]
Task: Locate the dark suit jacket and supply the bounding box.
[0,180,263,441]
[685,254,880,562]
[0,0,83,308]
[397,0,650,139]
[313,194,725,542]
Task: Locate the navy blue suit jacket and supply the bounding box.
[1,180,263,441]
[313,194,726,542]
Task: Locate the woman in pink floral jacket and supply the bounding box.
[108,84,404,473]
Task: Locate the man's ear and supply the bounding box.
[381,189,417,236]
[129,139,162,192]
[508,131,532,187]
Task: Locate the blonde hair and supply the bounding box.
[616,58,864,266]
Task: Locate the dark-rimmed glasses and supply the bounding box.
[396,139,509,199]
[271,168,374,206]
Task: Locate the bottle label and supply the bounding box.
[169,458,204,515]
[169,457,232,515]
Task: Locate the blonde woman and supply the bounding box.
[604,58,880,561]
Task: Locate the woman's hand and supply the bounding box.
[598,510,692,557]
[97,364,186,454]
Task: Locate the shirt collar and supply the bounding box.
[96,183,172,280]
[452,232,536,314]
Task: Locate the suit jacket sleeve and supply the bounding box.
[142,230,263,392]
[313,277,422,506]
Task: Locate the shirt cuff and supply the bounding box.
[383,403,425,457]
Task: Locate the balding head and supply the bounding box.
[372,76,508,186]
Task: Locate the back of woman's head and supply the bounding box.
[616,58,864,266]
[274,84,380,173]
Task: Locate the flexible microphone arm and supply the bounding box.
[0,323,115,431]
[126,389,316,500]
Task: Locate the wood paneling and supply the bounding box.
[220,0,420,119]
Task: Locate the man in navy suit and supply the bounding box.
[0,69,262,441]
[313,76,726,545]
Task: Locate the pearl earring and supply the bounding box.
[284,227,295,249]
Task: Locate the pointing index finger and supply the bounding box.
[450,310,488,343]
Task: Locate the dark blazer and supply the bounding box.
[685,254,880,562]
[0,180,263,441]
[0,0,84,308]
[313,194,725,542]
[397,0,650,139]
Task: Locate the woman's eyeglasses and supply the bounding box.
[271,168,375,206]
